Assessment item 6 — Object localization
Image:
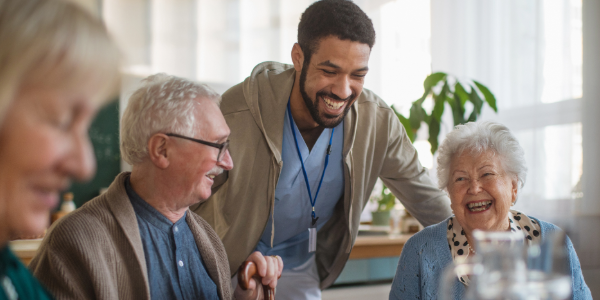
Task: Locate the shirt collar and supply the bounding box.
[125,176,187,232]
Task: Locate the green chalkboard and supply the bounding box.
[63,99,121,208]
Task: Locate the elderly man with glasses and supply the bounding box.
[30,74,282,300]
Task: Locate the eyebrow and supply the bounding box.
[316,60,369,72]
[215,135,229,143]
[478,165,493,171]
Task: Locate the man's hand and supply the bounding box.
[233,251,283,300]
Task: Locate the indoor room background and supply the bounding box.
[63,0,600,298]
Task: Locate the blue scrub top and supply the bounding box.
[255,105,345,269]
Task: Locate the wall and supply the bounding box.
[64,100,121,208]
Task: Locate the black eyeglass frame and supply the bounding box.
[165,133,229,162]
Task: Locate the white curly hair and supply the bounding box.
[436,121,528,202]
[120,73,221,166]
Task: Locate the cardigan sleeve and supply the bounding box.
[536,218,592,300]
[565,235,592,299]
[29,217,120,300]
[29,238,97,300]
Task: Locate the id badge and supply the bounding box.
[308,216,319,253]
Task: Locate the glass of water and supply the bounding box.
[525,229,572,300]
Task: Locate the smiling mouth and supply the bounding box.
[467,200,492,212]
[323,96,345,110]
[206,174,216,180]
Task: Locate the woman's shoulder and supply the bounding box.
[526,215,561,233]
[404,218,452,249]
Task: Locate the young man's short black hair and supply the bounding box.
[297,0,376,64]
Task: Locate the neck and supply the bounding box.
[129,168,187,223]
[465,234,475,253]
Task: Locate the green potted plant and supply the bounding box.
[370,72,497,226]
[370,185,396,226]
[392,72,498,154]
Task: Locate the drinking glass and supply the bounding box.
[524,229,572,300]
[439,230,530,300]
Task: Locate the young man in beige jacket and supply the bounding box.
[193,1,452,299]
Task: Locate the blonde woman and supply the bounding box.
[0,0,119,298]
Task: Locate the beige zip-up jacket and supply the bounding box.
[192,62,452,288]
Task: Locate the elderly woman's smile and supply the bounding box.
[448,150,517,237]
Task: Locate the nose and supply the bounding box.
[467,179,482,194]
[331,76,352,100]
[217,149,234,171]
[61,134,96,182]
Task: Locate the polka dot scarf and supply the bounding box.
[446,209,541,286]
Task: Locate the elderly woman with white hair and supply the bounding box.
[389,121,591,300]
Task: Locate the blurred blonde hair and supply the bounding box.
[0,0,120,125]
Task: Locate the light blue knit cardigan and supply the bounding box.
[389,216,592,300]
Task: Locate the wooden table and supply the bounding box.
[349,234,412,259]
[11,233,413,265]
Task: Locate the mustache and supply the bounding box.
[317,91,355,102]
[206,166,223,176]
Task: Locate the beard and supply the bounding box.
[299,65,356,128]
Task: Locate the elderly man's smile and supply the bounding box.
[467,200,492,213]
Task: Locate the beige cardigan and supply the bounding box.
[30,172,232,300]
[192,61,453,288]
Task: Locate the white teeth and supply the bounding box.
[467,200,492,211]
[323,97,344,109]
[207,174,215,179]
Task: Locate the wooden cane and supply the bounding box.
[238,261,275,300]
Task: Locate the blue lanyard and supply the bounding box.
[287,100,334,220]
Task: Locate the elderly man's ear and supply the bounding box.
[147,134,171,169]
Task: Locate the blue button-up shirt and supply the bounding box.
[255,105,345,269]
[125,177,219,300]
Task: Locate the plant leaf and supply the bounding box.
[421,107,431,124]
[415,87,431,105]
[409,102,423,130]
[392,105,415,143]
[467,110,477,123]
[431,92,445,122]
[423,72,446,90]
[473,80,498,112]
[451,93,465,126]
[428,118,441,154]
[469,84,483,115]
[454,82,469,106]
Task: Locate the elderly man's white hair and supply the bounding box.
[436,121,528,202]
[120,73,221,166]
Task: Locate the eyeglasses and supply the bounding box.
[165,133,230,162]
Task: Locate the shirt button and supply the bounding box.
[174,226,179,233]
[178,260,184,267]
